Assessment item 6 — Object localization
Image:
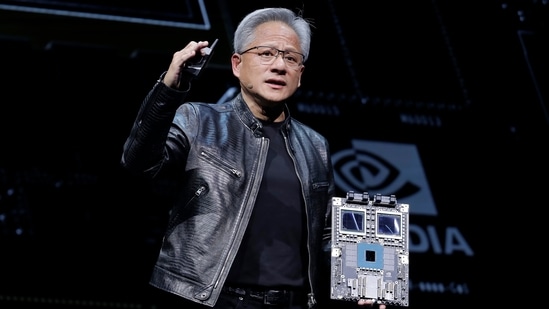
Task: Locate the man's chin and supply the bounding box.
[262,90,292,104]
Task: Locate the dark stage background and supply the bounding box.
[0,0,547,308]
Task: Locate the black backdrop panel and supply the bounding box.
[0,0,209,28]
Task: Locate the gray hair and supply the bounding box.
[233,7,312,63]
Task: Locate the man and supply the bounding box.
[121,7,384,309]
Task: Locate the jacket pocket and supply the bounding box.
[199,149,242,178]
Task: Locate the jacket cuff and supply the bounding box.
[157,71,192,92]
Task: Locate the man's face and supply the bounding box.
[232,21,305,108]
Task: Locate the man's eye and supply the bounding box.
[285,55,298,63]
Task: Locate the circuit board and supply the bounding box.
[330,191,409,306]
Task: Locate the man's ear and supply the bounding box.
[231,53,241,77]
[297,65,305,87]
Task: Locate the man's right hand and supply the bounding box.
[163,40,211,89]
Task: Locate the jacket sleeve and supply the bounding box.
[120,76,188,178]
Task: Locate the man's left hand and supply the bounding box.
[357,298,386,309]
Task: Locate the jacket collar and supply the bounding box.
[231,93,292,137]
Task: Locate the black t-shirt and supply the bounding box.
[226,121,306,288]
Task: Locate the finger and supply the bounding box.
[357,298,376,306]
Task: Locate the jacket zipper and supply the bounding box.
[199,150,242,178]
[281,132,317,308]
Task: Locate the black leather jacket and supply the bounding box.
[121,80,334,308]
